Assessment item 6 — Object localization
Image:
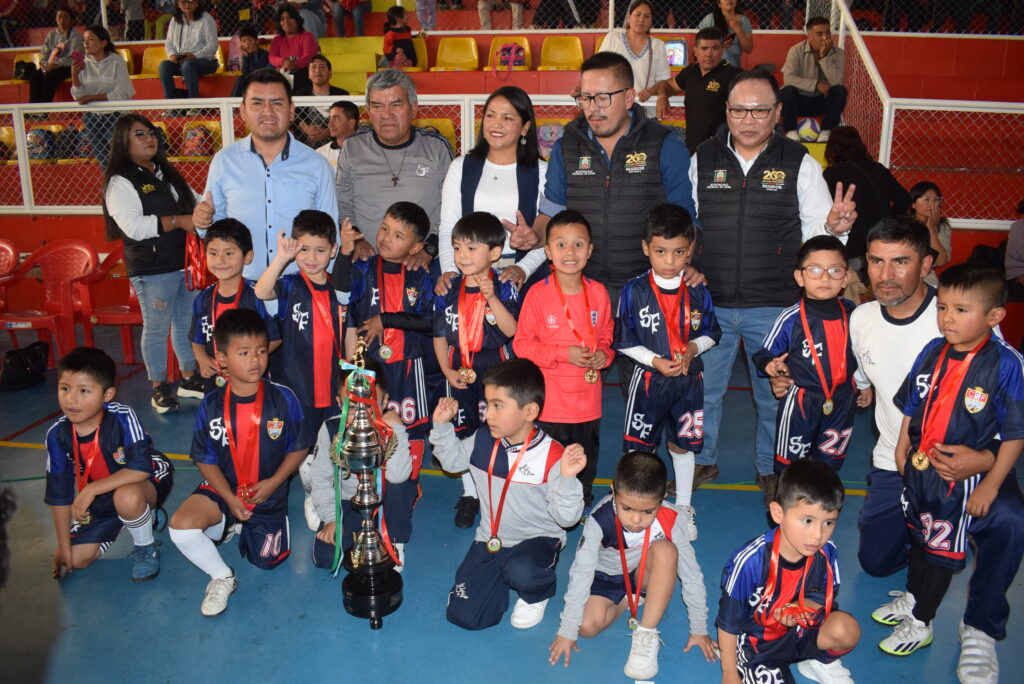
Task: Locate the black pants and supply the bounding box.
[538,418,600,507]
[124,19,145,42]
[780,84,848,132]
[28,66,70,103]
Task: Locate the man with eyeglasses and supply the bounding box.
[688,68,857,503]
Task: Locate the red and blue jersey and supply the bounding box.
[347,256,435,363]
[44,403,173,506]
[189,279,280,356]
[614,271,721,375]
[191,379,314,511]
[432,269,519,365]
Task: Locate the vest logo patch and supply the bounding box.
[267,418,284,440]
[625,151,648,174]
[714,169,727,183]
[708,169,731,189]
[573,156,595,176]
[140,184,156,194]
[706,78,721,92]
[579,156,591,170]
[761,168,787,191]
[964,387,988,414]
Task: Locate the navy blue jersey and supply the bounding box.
[716,528,841,644]
[754,298,858,393]
[614,271,721,375]
[347,256,435,363]
[267,273,344,407]
[191,379,314,511]
[189,279,280,356]
[433,269,519,365]
[45,403,173,506]
[896,335,1024,452]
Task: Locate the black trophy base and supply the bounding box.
[342,564,404,629]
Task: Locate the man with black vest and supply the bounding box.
[689,69,857,501]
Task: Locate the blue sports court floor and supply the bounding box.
[0,328,1021,683]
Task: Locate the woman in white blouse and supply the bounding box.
[436,85,547,297]
[159,0,219,100]
[598,0,669,102]
[71,25,134,168]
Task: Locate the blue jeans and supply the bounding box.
[82,111,119,169]
[332,0,371,36]
[698,305,784,476]
[158,57,219,99]
[130,270,197,382]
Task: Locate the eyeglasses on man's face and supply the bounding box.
[574,88,628,109]
[726,105,776,120]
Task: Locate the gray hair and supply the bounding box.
[365,68,417,106]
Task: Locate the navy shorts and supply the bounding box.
[437,347,511,437]
[623,365,704,453]
[773,384,856,473]
[70,468,173,549]
[382,358,429,441]
[590,569,641,604]
[195,485,291,570]
[735,624,828,684]
[857,466,910,577]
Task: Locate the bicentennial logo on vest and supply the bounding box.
[761,169,787,192]
[625,152,647,175]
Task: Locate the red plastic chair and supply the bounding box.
[0,239,18,348]
[76,243,142,364]
[0,240,98,367]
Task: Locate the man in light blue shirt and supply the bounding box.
[192,70,338,280]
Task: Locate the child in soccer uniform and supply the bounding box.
[190,218,280,394]
[45,347,173,583]
[513,210,613,510]
[718,459,860,684]
[754,236,866,477]
[429,359,586,631]
[614,204,721,538]
[433,211,520,528]
[875,265,1024,681]
[255,209,344,438]
[169,310,314,617]
[308,358,413,570]
[549,451,717,680]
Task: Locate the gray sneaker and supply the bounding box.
[201,570,237,617]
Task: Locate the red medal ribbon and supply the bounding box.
[224,380,264,511]
[71,414,105,495]
[457,274,488,370]
[917,335,988,455]
[486,427,537,543]
[376,257,406,358]
[210,281,245,360]
[184,231,211,291]
[300,270,343,359]
[648,271,691,356]
[614,516,651,625]
[756,531,834,630]
[798,298,849,405]
[552,274,598,353]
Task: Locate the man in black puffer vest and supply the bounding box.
[689,70,857,502]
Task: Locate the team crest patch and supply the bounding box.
[406,287,419,307]
[691,309,702,331]
[485,307,497,325]
[964,387,988,414]
[625,151,647,174]
[578,156,591,171]
[267,418,284,440]
[713,169,727,183]
[113,446,126,465]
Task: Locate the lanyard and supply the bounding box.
[224,380,264,511]
[552,275,597,351]
[918,336,987,455]
[376,257,405,352]
[300,270,342,359]
[71,415,103,495]
[210,281,245,357]
[615,516,651,628]
[757,531,834,630]
[486,427,536,542]
[457,274,488,369]
[648,271,691,356]
[798,298,848,412]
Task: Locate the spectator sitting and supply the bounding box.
[292,54,349,96]
[1007,199,1024,302]
[382,6,416,68]
[270,4,320,94]
[331,0,373,37]
[781,16,846,143]
[71,24,135,169]
[229,23,270,99]
[293,55,350,149]
[698,0,754,67]
[29,7,83,104]
[316,100,360,169]
[159,0,219,101]
[907,181,952,287]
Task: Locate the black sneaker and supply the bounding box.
[454,495,479,528]
[151,382,179,414]
[177,373,205,399]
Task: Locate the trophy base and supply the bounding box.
[342,563,404,629]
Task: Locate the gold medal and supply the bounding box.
[822,399,834,415]
[486,536,502,553]
[674,351,684,362]
[215,375,226,388]
[912,450,929,471]
[77,512,92,525]
[583,368,599,384]
[458,367,477,385]
[379,344,393,360]
[627,616,639,631]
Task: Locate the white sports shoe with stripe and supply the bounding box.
[871,590,916,625]
[879,616,933,656]
[957,621,998,683]
[796,658,854,684]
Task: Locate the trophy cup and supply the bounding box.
[333,350,403,629]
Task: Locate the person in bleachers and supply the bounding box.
[780,16,846,144]
[293,0,328,37]
[907,181,952,287]
[599,0,670,102]
[159,0,219,101]
[316,100,359,169]
[331,0,372,37]
[292,53,348,96]
[229,23,270,99]
[415,0,437,31]
[698,0,753,67]
[269,4,319,93]
[72,24,135,168]
[531,0,578,30]
[28,7,83,104]
[122,0,145,41]
[478,0,525,29]
[292,55,349,149]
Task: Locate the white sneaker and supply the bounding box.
[786,130,802,141]
[304,495,320,532]
[298,453,314,493]
[201,571,237,617]
[957,621,999,683]
[624,627,662,680]
[393,542,406,574]
[879,616,933,656]
[796,658,854,684]
[220,522,242,545]
[510,598,548,629]
[817,129,831,143]
[680,504,698,541]
[872,590,916,625]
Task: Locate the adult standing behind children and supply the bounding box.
[191,69,338,280]
[103,113,205,414]
[28,7,83,104]
[780,16,847,144]
[159,0,219,102]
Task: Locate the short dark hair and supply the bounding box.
[214,308,268,351]
[292,209,337,244]
[58,347,116,390]
[776,459,845,512]
[452,211,505,250]
[797,235,847,267]
[938,263,1007,310]
[727,69,780,104]
[238,23,259,41]
[806,15,831,30]
[823,125,871,165]
[205,218,253,254]
[546,209,592,242]
[385,201,430,242]
[481,358,545,413]
[613,451,668,500]
[695,27,726,44]
[644,203,695,243]
[866,216,931,259]
[240,68,293,103]
[581,51,634,91]
[342,357,388,397]
[331,100,360,121]
[309,53,332,70]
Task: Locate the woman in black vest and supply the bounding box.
[436,86,547,297]
[102,114,204,414]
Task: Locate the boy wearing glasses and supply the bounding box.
[753,236,870,481]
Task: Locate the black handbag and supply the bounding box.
[12,60,37,81]
[0,341,49,391]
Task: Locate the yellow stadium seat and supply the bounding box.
[413,118,457,154]
[319,37,384,56]
[167,120,222,161]
[31,124,65,135]
[215,45,226,74]
[430,37,479,72]
[371,0,413,11]
[330,72,370,95]
[0,126,14,150]
[132,46,167,79]
[803,142,827,168]
[400,38,428,72]
[117,48,134,74]
[324,52,379,74]
[485,36,531,71]
[538,36,583,71]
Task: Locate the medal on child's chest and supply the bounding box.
[375,258,405,362]
[552,275,601,383]
[649,271,691,363]
[211,283,244,388]
[485,428,536,553]
[799,299,848,416]
[614,516,651,632]
[911,451,929,471]
[224,380,264,511]
[457,277,488,384]
[71,417,104,525]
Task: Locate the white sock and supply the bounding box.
[461,471,478,498]
[635,624,657,634]
[670,450,695,507]
[203,514,226,541]
[169,527,231,579]
[120,505,154,546]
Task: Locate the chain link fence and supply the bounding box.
[832,0,887,159]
